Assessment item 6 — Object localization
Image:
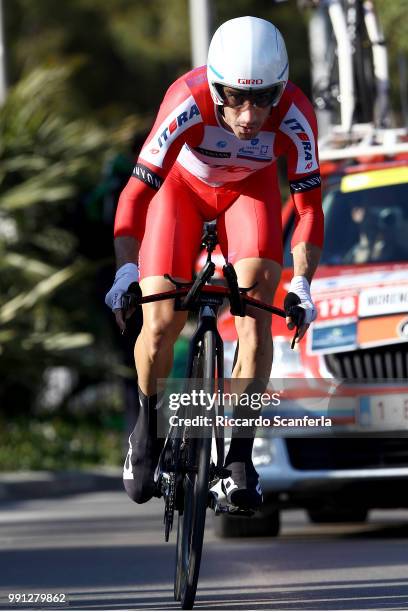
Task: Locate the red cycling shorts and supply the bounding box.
[139,162,283,280]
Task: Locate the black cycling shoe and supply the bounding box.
[123,431,164,504]
[222,461,263,510]
[123,392,164,504]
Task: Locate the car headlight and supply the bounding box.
[252,437,277,466]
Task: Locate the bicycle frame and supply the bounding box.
[121,224,303,610]
[184,300,225,469]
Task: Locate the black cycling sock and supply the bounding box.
[123,388,165,504]
[225,380,266,466]
[225,435,255,466]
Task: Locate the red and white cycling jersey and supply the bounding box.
[139,68,319,187]
[114,65,323,276]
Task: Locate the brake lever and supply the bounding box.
[120,282,142,335]
[291,328,300,350]
[239,282,258,294]
[164,274,194,289]
[284,292,305,350]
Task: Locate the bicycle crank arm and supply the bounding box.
[227,507,255,518]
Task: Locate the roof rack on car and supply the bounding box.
[319,124,408,161]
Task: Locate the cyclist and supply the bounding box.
[106,16,324,509]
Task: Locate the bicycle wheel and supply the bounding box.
[174,330,215,609]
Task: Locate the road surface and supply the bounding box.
[1,491,408,609]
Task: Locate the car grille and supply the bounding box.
[324,343,408,379]
[285,437,408,470]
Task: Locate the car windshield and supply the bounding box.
[283,180,408,266]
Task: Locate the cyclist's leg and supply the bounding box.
[136,167,207,394]
[124,168,205,503]
[218,165,283,382]
[229,257,280,379]
[220,258,281,507]
[136,277,188,397]
[216,167,283,507]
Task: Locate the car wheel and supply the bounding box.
[307,507,368,524]
[214,507,280,538]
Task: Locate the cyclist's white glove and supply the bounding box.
[289,276,317,325]
[105,263,139,311]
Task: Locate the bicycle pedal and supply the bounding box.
[208,480,230,514]
[227,507,255,518]
[208,491,229,514]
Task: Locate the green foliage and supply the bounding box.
[376,0,408,55]
[5,0,191,122]
[0,412,123,470]
[375,0,408,118]
[5,0,406,121]
[5,0,310,118]
[0,65,119,417]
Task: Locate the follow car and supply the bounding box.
[214,131,408,537]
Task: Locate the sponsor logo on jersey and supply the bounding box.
[157,103,200,148]
[237,78,263,85]
[297,132,310,141]
[216,140,227,148]
[280,104,319,173]
[194,146,231,159]
[132,163,163,191]
[177,124,276,181]
[237,154,272,162]
[289,173,321,193]
[283,118,313,161]
[237,142,271,162]
[239,144,269,155]
[140,95,202,168]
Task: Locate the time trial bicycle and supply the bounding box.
[122,222,303,610]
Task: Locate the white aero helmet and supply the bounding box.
[207,16,289,106]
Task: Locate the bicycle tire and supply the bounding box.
[174,330,215,609]
[174,351,203,603]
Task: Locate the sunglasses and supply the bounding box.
[217,84,283,108]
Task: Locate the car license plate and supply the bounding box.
[359,393,408,430]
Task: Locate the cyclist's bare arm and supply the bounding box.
[292,241,321,283]
[288,241,321,340]
[114,236,140,268]
[111,236,140,331]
